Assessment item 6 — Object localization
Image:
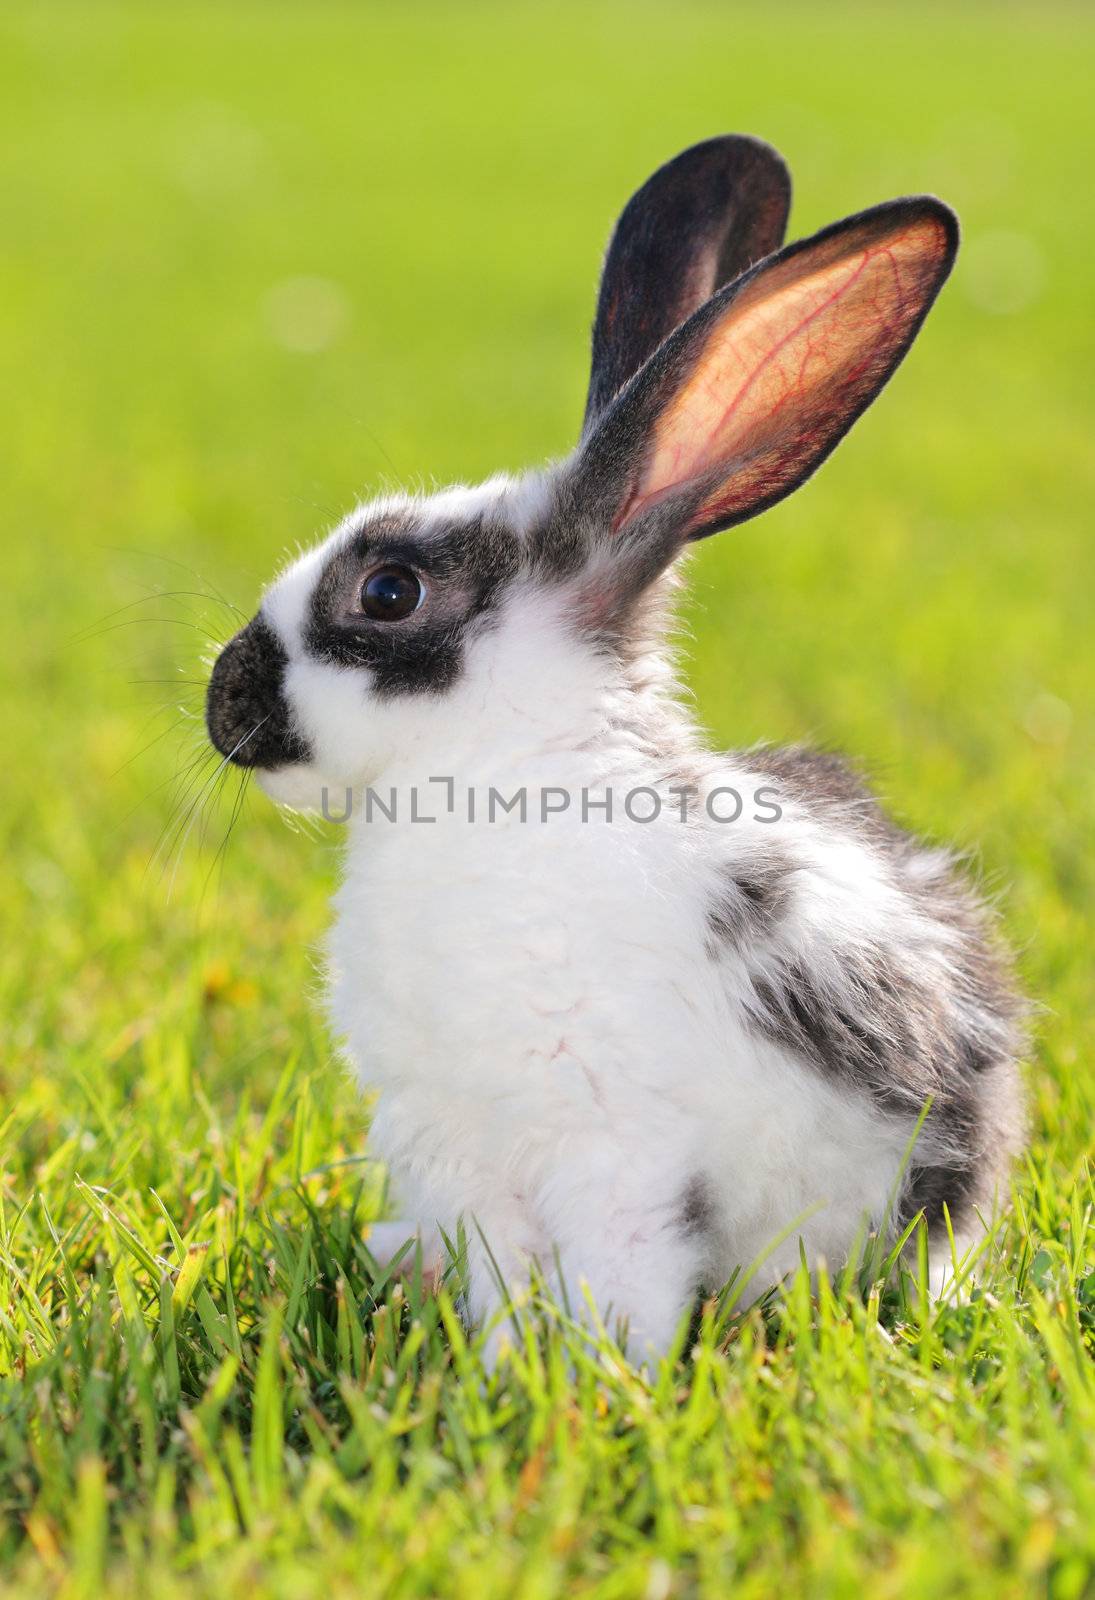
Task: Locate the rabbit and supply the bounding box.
[206,135,1025,1361]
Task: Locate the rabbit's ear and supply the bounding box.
[582,136,791,436]
[573,197,957,550]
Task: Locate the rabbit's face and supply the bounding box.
[205,474,612,805]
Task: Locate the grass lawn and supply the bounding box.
[1,3,1093,1595]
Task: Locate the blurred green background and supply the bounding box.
[2,1,1090,1137]
[0,4,1092,1594]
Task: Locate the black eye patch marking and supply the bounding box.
[304,509,522,698]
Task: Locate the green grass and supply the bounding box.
[1,3,1093,1595]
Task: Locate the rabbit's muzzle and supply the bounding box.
[206,616,312,769]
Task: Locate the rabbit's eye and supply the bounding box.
[359,565,424,622]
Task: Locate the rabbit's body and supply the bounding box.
[207,138,1025,1357]
[335,783,911,1351]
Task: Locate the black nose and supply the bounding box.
[205,616,311,768]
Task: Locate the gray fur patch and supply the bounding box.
[747,744,901,847]
[706,850,793,952]
[901,1160,980,1236]
[746,908,1022,1236]
[677,1175,716,1241]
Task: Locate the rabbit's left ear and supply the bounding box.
[571,196,958,551]
[582,136,791,436]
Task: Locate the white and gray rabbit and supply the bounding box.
[207,136,1024,1359]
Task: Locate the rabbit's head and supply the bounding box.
[206,136,957,803]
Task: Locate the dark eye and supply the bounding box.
[359,565,424,621]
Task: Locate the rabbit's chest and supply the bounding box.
[328,812,723,1123]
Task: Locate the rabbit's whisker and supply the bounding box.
[165,718,270,902]
[145,745,221,879]
[201,767,252,906]
[74,615,229,650]
[103,547,247,622]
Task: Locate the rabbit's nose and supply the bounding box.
[206,616,312,769]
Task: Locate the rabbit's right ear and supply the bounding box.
[582,135,791,437]
[568,197,958,561]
